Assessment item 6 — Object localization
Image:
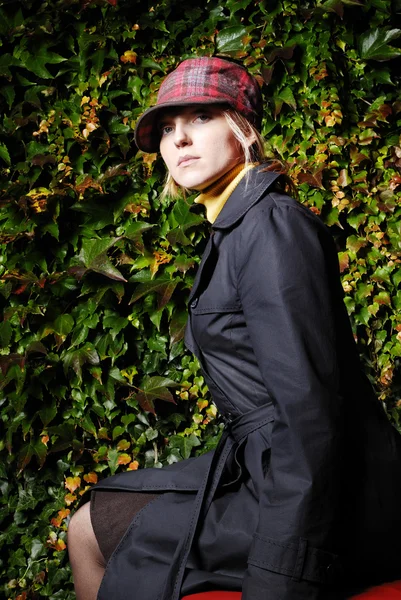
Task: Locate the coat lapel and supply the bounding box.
[188,232,215,304]
[211,167,281,230]
[188,167,281,303]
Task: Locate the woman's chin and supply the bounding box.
[174,177,209,192]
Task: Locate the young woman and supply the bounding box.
[68,57,401,600]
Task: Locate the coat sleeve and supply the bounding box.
[236,198,346,599]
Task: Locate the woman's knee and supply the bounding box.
[68,502,92,544]
[68,501,104,564]
[68,501,105,598]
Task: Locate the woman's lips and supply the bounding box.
[177,155,199,167]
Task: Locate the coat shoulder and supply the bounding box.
[243,190,328,233]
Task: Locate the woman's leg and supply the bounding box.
[68,502,105,600]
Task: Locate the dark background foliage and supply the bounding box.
[0,0,400,597]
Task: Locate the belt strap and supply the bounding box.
[248,533,343,585]
[230,403,274,443]
[159,403,275,600]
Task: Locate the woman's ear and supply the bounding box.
[245,132,257,148]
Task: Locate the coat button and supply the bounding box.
[223,412,234,424]
[190,298,198,309]
[326,560,343,583]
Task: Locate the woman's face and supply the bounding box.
[158,105,243,191]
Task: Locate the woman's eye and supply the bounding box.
[160,125,173,135]
[195,114,210,123]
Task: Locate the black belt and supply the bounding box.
[159,403,275,600]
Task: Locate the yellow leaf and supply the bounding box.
[64,493,77,505]
[197,400,208,411]
[26,187,51,199]
[120,50,137,64]
[117,439,131,451]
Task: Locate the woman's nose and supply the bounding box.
[174,124,191,147]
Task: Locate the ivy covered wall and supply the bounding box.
[0,0,400,597]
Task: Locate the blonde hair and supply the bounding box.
[159,108,291,201]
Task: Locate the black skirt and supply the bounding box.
[90,490,160,562]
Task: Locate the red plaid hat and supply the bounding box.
[134,57,263,153]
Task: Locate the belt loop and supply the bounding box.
[292,537,308,582]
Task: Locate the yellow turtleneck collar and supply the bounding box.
[194,163,256,224]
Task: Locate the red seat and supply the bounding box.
[352,581,401,598]
[183,594,241,600]
[182,581,401,599]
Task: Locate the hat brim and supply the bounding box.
[134,98,235,154]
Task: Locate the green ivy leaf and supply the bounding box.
[169,310,188,345]
[80,237,119,266]
[359,28,401,61]
[39,402,57,427]
[107,448,119,475]
[63,344,100,381]
[81,414,97,436]
[54,314,75,337]
[392,268,401,288]
[17,46,67,79]
[277,87,297,111]
[169,199,204,231]
[136,376,178,414]
[129,276,178,309]
[0,142,11,166]
[108,116,131,134]
[216,25,250,52]
[0,84,15,109]
[79,237,127,282]
[0,320,12,347]
[318,0,363,17]
[169,433,201,459]
[0,53,21,79]
[125,222,155,253]
[18,439,47,471]
[355,306,370,326]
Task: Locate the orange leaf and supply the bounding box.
[117,453,131,465]
[128,460,139,471]
[75,176,103,195]
[83,472,98,484]
[46,531,66,551]
[51,509,69,528]
[338,252,349,273]
[55,538,67,551]
[14,284,28,295]
[35,571,46,584]
[65,476,81,493]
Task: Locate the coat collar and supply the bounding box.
[211,166,281,230]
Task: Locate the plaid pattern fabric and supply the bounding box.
[134,57,263,153]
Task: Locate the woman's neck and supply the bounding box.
[195,163,256,223]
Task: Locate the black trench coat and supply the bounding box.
[89,167,401,600]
